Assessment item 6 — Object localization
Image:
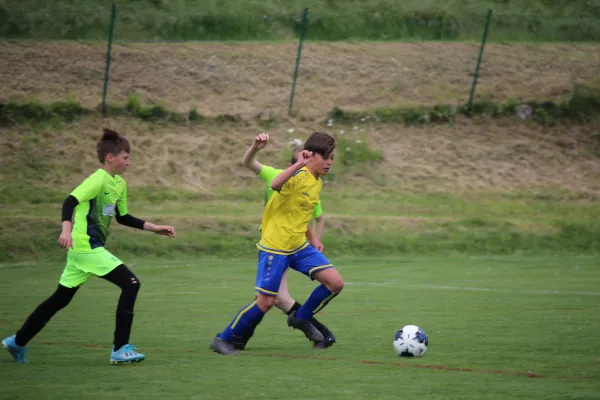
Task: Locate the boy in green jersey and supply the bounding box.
[235,132,335,350]
[2,129,176,364]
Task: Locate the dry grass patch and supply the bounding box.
[1,116,598,197]
[369,118,600,194]
[1,41,599,117]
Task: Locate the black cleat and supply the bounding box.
[314,332,336,349]
[210,337,237,356]
[232,337,247,351]
[287,311,325,343]
[231,331,254,351]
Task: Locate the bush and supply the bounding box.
[336,138,383,167]
[0,99,87,125]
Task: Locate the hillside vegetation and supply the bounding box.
[1,0,599,41]
[1,8,599,261]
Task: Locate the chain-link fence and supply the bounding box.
[1,5,599,122]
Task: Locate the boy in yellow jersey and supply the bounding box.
[211,132,344,355]
[234,133,335,350]
[2,129,176,364]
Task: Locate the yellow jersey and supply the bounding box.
[257,167,322,254]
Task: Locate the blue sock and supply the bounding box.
[296,285,338,321]
[218,301,265,342]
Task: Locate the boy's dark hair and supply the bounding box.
[97,128,130,163]
[303,132,335,159]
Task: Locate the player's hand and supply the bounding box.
[296,150,312,166]
[252,133,269,150]
[311,239,324,252]
[153,225,176,238]
[58,231,73,249]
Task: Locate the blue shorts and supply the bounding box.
[255,245,333,296]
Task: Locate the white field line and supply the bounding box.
[2,261,599,296]
[345,282,600,296]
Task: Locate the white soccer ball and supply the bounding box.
[393,325,429,357]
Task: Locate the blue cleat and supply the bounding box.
[2,335,28,363]
[110,344,145,365]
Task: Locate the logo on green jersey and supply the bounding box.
[102,204,116,217]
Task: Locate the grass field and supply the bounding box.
[1,255,599,399]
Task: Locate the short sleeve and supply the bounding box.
[278,169,304,197]
[258,165,282,185]
[70,171,103,203]
[313,200,323,219]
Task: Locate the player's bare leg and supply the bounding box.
[274,270,295,312]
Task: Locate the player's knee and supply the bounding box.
[127,276,141,292]
[316,269,344,294]
[256,293,276,312]
[329,277,344,294]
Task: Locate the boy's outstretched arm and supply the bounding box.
[115,210,176,238]
[270,150,312,192]
[143,222,176,237]
[242,132,269,174]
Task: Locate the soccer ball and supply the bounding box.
[393,325,428,357]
